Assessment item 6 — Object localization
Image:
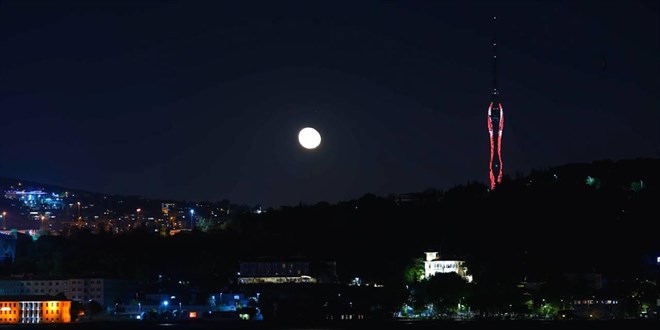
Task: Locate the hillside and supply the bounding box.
[2,158,658,284]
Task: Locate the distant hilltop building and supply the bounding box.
[3,189,65,210]
[423,252,473,283]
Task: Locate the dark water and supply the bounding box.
[1,320,659,330]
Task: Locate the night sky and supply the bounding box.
[1,1,658,207]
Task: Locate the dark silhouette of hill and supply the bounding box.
[225,157,659,283]
[2,158,658,287]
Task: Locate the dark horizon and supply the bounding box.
[0,156,655,208]
[1,0,658,207]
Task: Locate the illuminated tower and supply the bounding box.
[487,16,504,190]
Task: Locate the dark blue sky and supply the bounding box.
[1,0,658,207]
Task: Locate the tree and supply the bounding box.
[70,301,84,322]
[403,258,425,284]
[195,216,223,232]
[85,300,103,320]
[423,273,473,313]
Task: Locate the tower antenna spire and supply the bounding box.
[492,16,498,97]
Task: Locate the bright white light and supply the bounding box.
[298,127,321,149]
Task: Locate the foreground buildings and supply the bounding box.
[0,296,71,324]
[0,278,138,310]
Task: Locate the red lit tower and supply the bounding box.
[487,16,504,190]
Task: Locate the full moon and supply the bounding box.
[298,127,321,149]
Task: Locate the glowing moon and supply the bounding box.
[298,127,321,149]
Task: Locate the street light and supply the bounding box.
[136,208,141,224]
[189,209,195,229]
[160,300,169,314]
[1,211,6,230]
[40,216,45,231]
[77,202,81,221]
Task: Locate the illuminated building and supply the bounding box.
[423,252,472,283]
[0,278,138,310]
[238,259,337,284]
[571,299,620,320]
[161,203,176,214]
[3,189,65,210]
[0,296,71,324]
[487,16,504,190]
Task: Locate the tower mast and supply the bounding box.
[492,16,498,97]
[487,16,504,190]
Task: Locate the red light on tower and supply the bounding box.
[487,16,504,190]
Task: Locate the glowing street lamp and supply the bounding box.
[1,212,6,230]
[189,209,195,229]
[159,300,169,314]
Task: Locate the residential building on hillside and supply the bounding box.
[423,252,473,283]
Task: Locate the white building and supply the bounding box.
[423,252,473,283]
[237,259,337,284]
